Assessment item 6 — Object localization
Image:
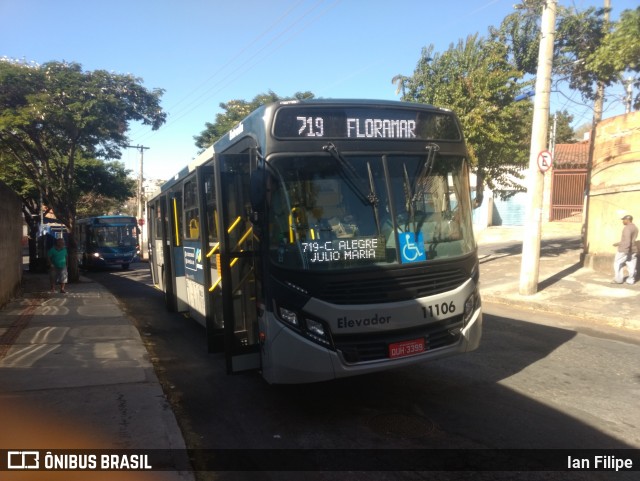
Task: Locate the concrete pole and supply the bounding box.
[519,0,557,296]
[137,147,144,223]
[593,0,611,124]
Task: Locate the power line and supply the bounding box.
[130,0,332,144]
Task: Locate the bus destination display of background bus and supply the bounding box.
[273,107,461,140]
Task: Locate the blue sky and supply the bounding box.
[1,0,636,180]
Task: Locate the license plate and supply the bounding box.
[389,338,425,359]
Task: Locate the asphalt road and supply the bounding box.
[88,264,640,481]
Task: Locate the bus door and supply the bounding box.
[195,164,224,351]
[215,153,261,374]
[147,200,161,287]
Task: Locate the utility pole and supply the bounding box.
[519,0,557,296]
[624,78,633,114]
[593,0,611,124]
[125,144,149,223]
[582,0,611,271]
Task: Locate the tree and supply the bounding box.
[0,149,136,267]
[391,74,409,96]
[585,7,640,110]
[489,2,541,74]
[555,5,610,107]
[74,159,137,217]
[574,122,592,142]
[552,109,576,144]
[0,59,166,280]
[496,3,640,115]
[404,35,533,205]
[194,90,314,150]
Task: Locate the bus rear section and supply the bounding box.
[76,216,139,270]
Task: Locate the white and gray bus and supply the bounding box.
[147,99,482,384]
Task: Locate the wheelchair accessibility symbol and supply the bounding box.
[399,232,426,263]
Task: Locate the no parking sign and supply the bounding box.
[537,150,553,173]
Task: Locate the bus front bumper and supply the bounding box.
[261,307,482,384]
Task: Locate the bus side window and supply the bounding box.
[183,179,200,240]
[205,177,218,243]
[155,204,162,238]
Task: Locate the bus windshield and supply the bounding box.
[90,224,138,249]
[267,152,475,270]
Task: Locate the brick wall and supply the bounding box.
[0,181,23,307]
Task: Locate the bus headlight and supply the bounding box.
[303,318,332,347]
[276,304,333,348]
[305,318,325,337]
[278,307,299,326]
[462,289,480,325]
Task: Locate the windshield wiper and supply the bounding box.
[411,143,439,200]
[404,143,440,233]
[367,160,381,233]
[323,142,376,207]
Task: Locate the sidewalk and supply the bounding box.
[0,273,194,480]
[476,223,640,332]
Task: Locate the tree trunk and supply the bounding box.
[67,232,80,283]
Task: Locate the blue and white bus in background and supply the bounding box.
[75,215,140,270]
[147,99,482,384]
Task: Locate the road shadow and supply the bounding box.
[537,261,583,292]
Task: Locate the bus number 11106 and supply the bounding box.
[422,301,457,319]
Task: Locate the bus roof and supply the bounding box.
[76,215,137,225]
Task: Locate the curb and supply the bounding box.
[481,293,640,331]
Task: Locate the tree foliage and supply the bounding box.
[405,34,533,204]
[585,7,640,109]
[489,3,541,74]
[495,2,640,112]
[74,159,136,217]
[555,5,610,104]
[552,109,576,143]
[0,59,166,278]
[194,90,314,150]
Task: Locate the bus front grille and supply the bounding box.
[334,317,463,363]
[318,269,468,305]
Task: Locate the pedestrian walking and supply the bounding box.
[612,214,638,285]
[47,237,68,293]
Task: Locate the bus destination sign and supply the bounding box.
[273,107,460,141]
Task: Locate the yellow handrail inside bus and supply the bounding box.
[227,216,242,234]
[289,207,314,242]
[172,198,180,246]
[206,243,219,258]
[208,218,254,292]
[208,277,222,292]
[235,227,253,249]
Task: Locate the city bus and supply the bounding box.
[147,99,482,384]
[76,215,140,270]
